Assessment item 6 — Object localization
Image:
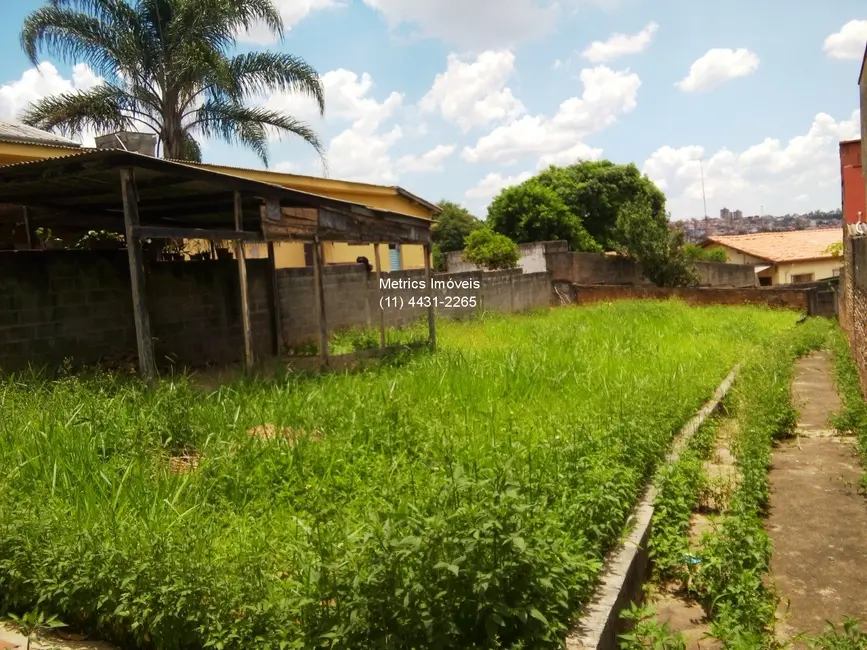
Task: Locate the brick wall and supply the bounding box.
[276,265,552,346]
[0,251,272,371]
[569,284,812,311]
[546,251,758,287]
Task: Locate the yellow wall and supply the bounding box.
[223,241,427,270]
[0,141,81,166]
[772,258,842,284]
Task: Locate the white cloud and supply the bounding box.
[643,110,860,219]
[581,21,659,63]
[553,59,563,70]
[462,65,639,165]
[270,69,405,183]
[0,62,101,123]
[465,170,533,199]
[419,51,525,132]
[675,48,759,92]
[237,0,340,44]
[396,144,456,173]
[823,20,867,60]
[361,0,557,50]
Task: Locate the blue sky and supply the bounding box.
[0,0,865,220]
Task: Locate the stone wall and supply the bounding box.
[445,240,568,274]
[546,251,758,287]
[839,232,867,393]
[0,251,273,370]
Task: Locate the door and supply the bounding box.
[388,244,401,271]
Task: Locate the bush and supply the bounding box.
[462,228,520,270]
[683,244,727,263]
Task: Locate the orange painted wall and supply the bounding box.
[841,139,865,224]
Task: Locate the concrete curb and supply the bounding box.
[565,364,740,650]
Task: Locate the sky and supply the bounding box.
[0,1,865,221]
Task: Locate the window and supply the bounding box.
[791,273,814,284]
[303,243,314,267]
[759,276,772,286]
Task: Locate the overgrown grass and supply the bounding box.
[0,301,798,649]
[689,317,833,648]
[828,327,867,486]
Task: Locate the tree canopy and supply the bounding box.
[487,181,601,253]
[20,0,325,166]
[486,160,697,287]
[431,201,482,253]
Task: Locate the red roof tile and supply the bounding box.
[704,228,842,263]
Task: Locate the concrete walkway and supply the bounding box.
[767,351,867,645]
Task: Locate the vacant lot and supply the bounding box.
[0,302,797,649]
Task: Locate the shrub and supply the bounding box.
[462,228,520,270]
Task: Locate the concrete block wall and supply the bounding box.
[276,265,552,346]
[840,233,867,394]
[445,240,568,274]
[569,284,812,311]
[547,251,758,287]
[0,251,273,371]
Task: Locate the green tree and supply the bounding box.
[683,243,728,262]
[535,161,666,249]
[613,201,697,287]
[462,228,520,270]
[20,0,325,165]
[431,200,482,252]
[487,181,601,252]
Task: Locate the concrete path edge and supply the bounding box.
[565,365,740,650]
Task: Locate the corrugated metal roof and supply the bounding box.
[0,119,82,148]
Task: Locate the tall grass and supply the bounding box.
[0,301,797,649]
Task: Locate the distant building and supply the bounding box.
[733,209,743,219]
[720,207,732,220]
[700,229,842,286]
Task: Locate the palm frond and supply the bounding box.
[190,101,324,167]
[228,52,324,114]
[21,84,138,137]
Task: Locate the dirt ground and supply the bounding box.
[767,351,867,645]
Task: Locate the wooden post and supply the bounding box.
[424,243,436,350]
[22,206,33,250]
[234,191,254,371]
[374,243,386,349]
[119,169,157,386]
[267,242,283,356]
[312,237,329,366]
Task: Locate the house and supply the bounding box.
[0,127,440,270]
[700,228,842,286]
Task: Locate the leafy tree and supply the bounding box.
[432,244,445,272]
[432,200,482,253]
[487,181,601,252]
[535,161,666,249]
[613,201,697,287]
[20,0,325,165]
[462,228,520,270]
[683,243,728,262]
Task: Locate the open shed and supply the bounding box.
[0,149,436,382]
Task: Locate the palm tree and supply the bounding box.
[20,0,325,166]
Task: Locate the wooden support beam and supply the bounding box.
[21,206,32,249]
[267,242,284,356]
[132,225,264,242]
[312,236,329,366]
[119,168,157,386]
[374,243,386,349]
[235,191,254,371]
[424,243,436,350]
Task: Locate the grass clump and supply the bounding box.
[828,328,867,485]
[0,301,798,649]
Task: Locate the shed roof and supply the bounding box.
[0,119,81,148]
[0,148,431,244]
[702,228,842,263]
